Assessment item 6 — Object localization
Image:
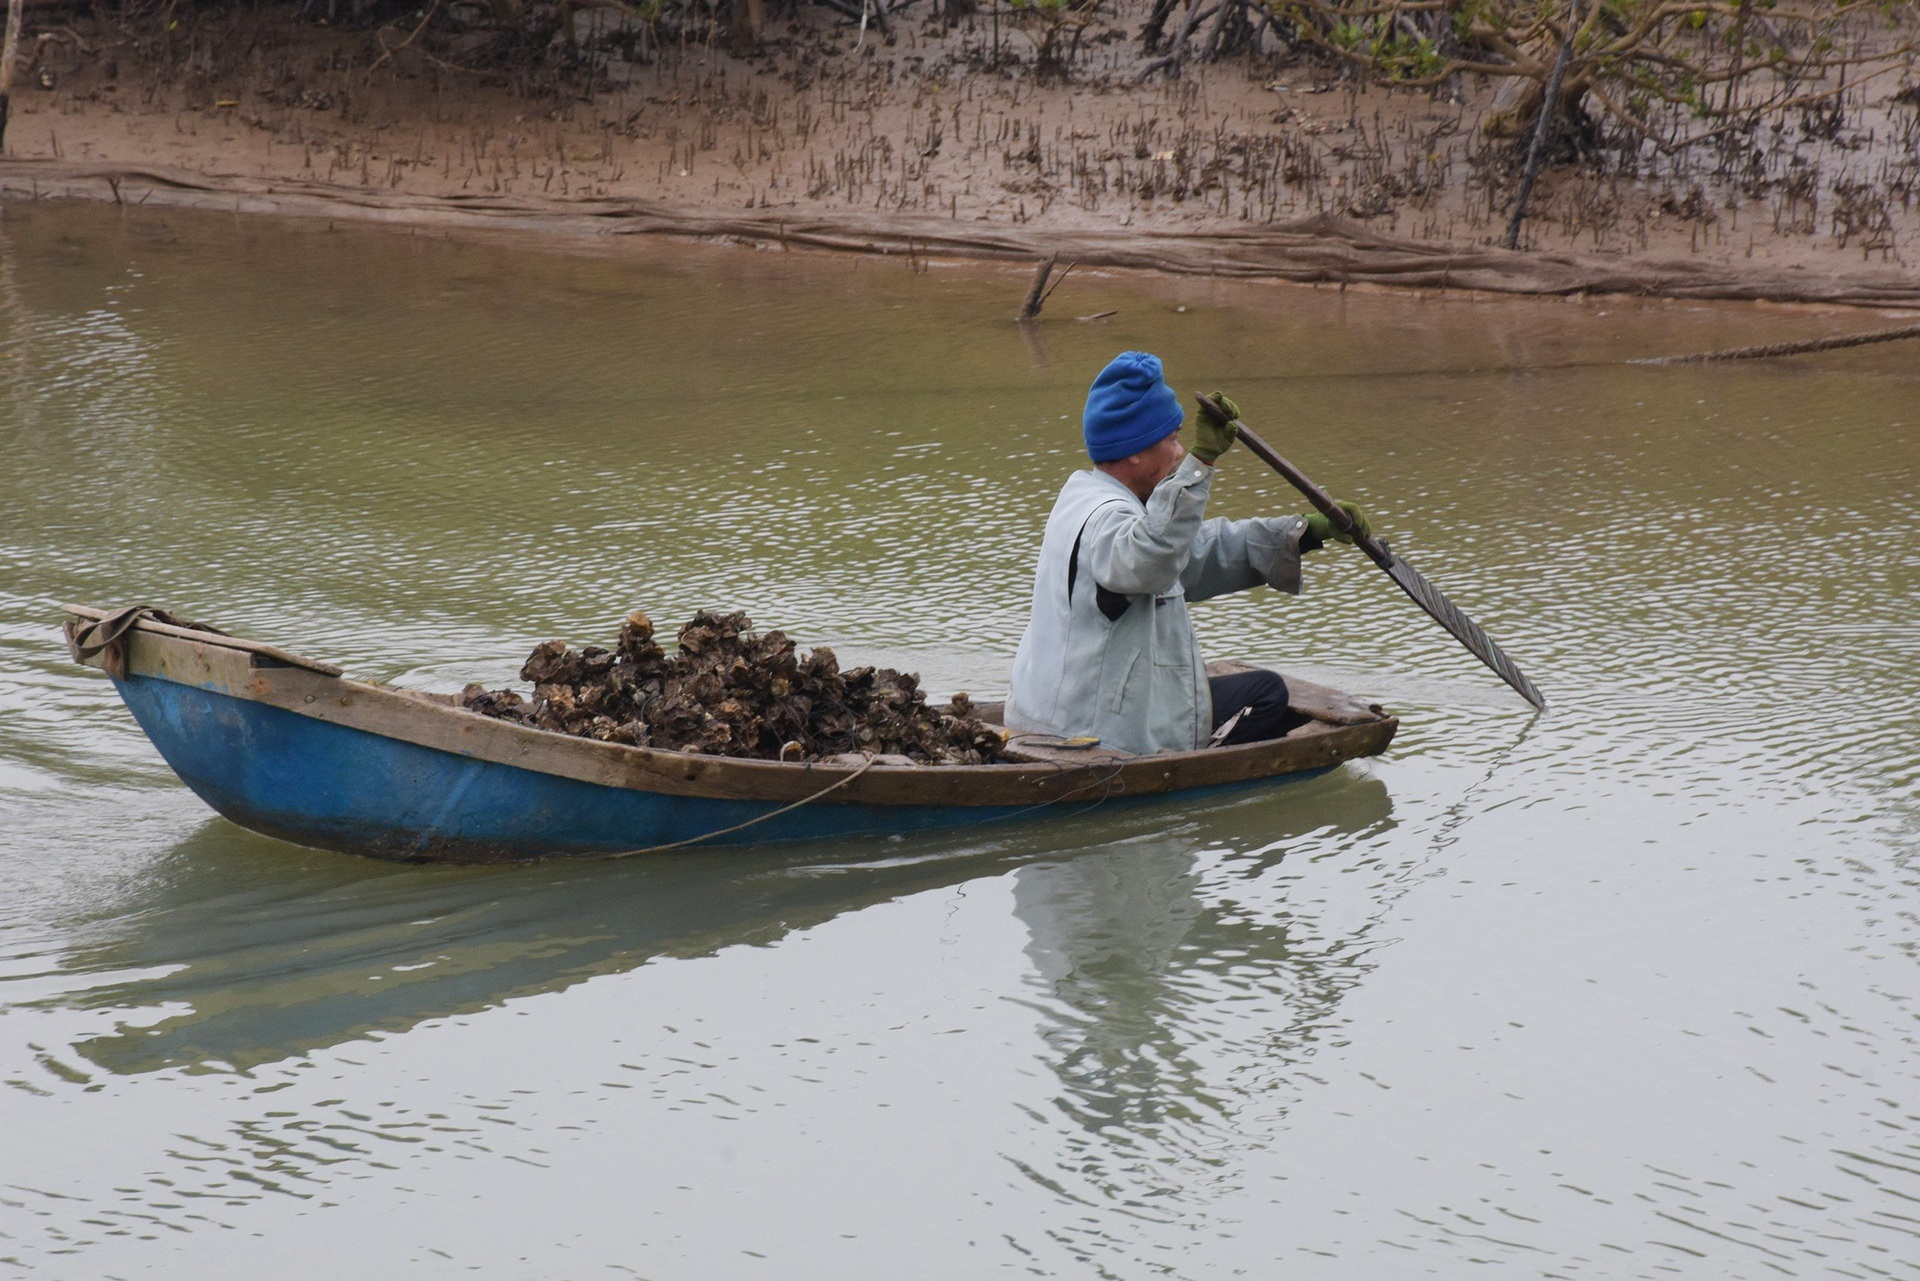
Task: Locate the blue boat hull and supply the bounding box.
[115,675,1026,861]
[66,605,1394,863]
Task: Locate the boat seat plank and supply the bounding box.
[997,735,1136,767]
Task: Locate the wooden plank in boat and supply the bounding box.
[998,735,1135,768]
[1205,659,1384,726]
[1284,679,1386,726]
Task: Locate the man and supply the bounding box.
[1004,351,1370,756]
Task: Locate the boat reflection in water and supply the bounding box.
[1010,771,1400,1222]
[53,769,1391,1080]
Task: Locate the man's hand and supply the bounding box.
[1305,500,1372,545]
[1193,392,1241,465]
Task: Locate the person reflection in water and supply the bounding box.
[1005,351,1371,755]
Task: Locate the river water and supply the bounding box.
[2,202,1917,1279]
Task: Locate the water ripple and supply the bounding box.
[2,204,1918,1278]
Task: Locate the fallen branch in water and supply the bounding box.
[1632,323,1920,364]
[1017,252,1058,321]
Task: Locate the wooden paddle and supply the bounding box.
[1197,393,1548,711]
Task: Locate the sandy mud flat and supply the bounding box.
[7,2,1920,308]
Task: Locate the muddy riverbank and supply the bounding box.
[8,2,1920,307]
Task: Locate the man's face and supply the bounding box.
[1103,430,1186,500]
[1141,431,1186,485]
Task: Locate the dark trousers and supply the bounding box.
[1208,669,1291,746]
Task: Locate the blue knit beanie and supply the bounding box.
[1083,351,1183,463]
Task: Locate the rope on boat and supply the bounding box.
[976,762,1131,828]
[605,747,1133,859]
[64,604,228,679]
[603,753,880,859]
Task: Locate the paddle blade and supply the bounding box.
[1383,552,1548,711]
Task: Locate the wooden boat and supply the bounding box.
[62,604,1398,864]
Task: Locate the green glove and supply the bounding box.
[1193,391,1240,464]
[1304,500,1372,545]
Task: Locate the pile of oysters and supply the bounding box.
[461,610,1003,764]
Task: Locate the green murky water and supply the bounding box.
[3,202,1918,1278]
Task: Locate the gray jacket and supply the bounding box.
[1005,455,1307,755]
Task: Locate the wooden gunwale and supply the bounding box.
[62,602,343,676]
[66,607,1397,808]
